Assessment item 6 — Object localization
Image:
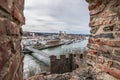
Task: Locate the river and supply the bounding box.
[23,39,88,78]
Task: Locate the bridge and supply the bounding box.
[25,46,50,65]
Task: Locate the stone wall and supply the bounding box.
[50,53,86,74]
[86,0,120,79]
[50,54,74,74]
[0,0,25,80]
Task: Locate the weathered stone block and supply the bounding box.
[90,4,105,15]
[60,55,66,59]
[50,55,56,61]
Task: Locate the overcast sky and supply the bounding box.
[22,0,90,34]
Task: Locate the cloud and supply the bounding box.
[22,0,90,34]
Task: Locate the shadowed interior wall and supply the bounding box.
[0,0,25,80]
[86,0,120,79]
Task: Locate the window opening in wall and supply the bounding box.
[22,0,90,79]
[80,54,83,59]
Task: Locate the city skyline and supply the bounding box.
[22,0,90,34]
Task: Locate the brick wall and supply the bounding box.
[0,0,120,80]
[0,0,25,80]
[86,0,120,79]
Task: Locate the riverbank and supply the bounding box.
[33,42,65,50]
[33,39,85,51]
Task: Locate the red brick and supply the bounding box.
[14,73,19,80]
[109,69,120,79]
[9,53,23,80]
[87,43,110,53]
[5,20,20,36]
[17,63,24,80]
[0,18,20,36]
[90,17,118,27]
[87,43,99,50]
[95,39,104,46]
[0,41,11,71]
[10,39,21,53]
[107,61,113,68]
[88,1,102,10]
[90,4,105,15]
[88,50,97,55]
[93,39,120,47]
[0,19,7,36]
[96,64,120,79]
[14,0,24,11]
[0,0,12,13]
[88,37,95,43]
[108,0,120,8]
[13,4,25,24]
[104,40,120,47]
[9,55,17,80]
[99,10,117,18]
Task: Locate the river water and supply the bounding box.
[23,39,88,78]
[42,40,88,56]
